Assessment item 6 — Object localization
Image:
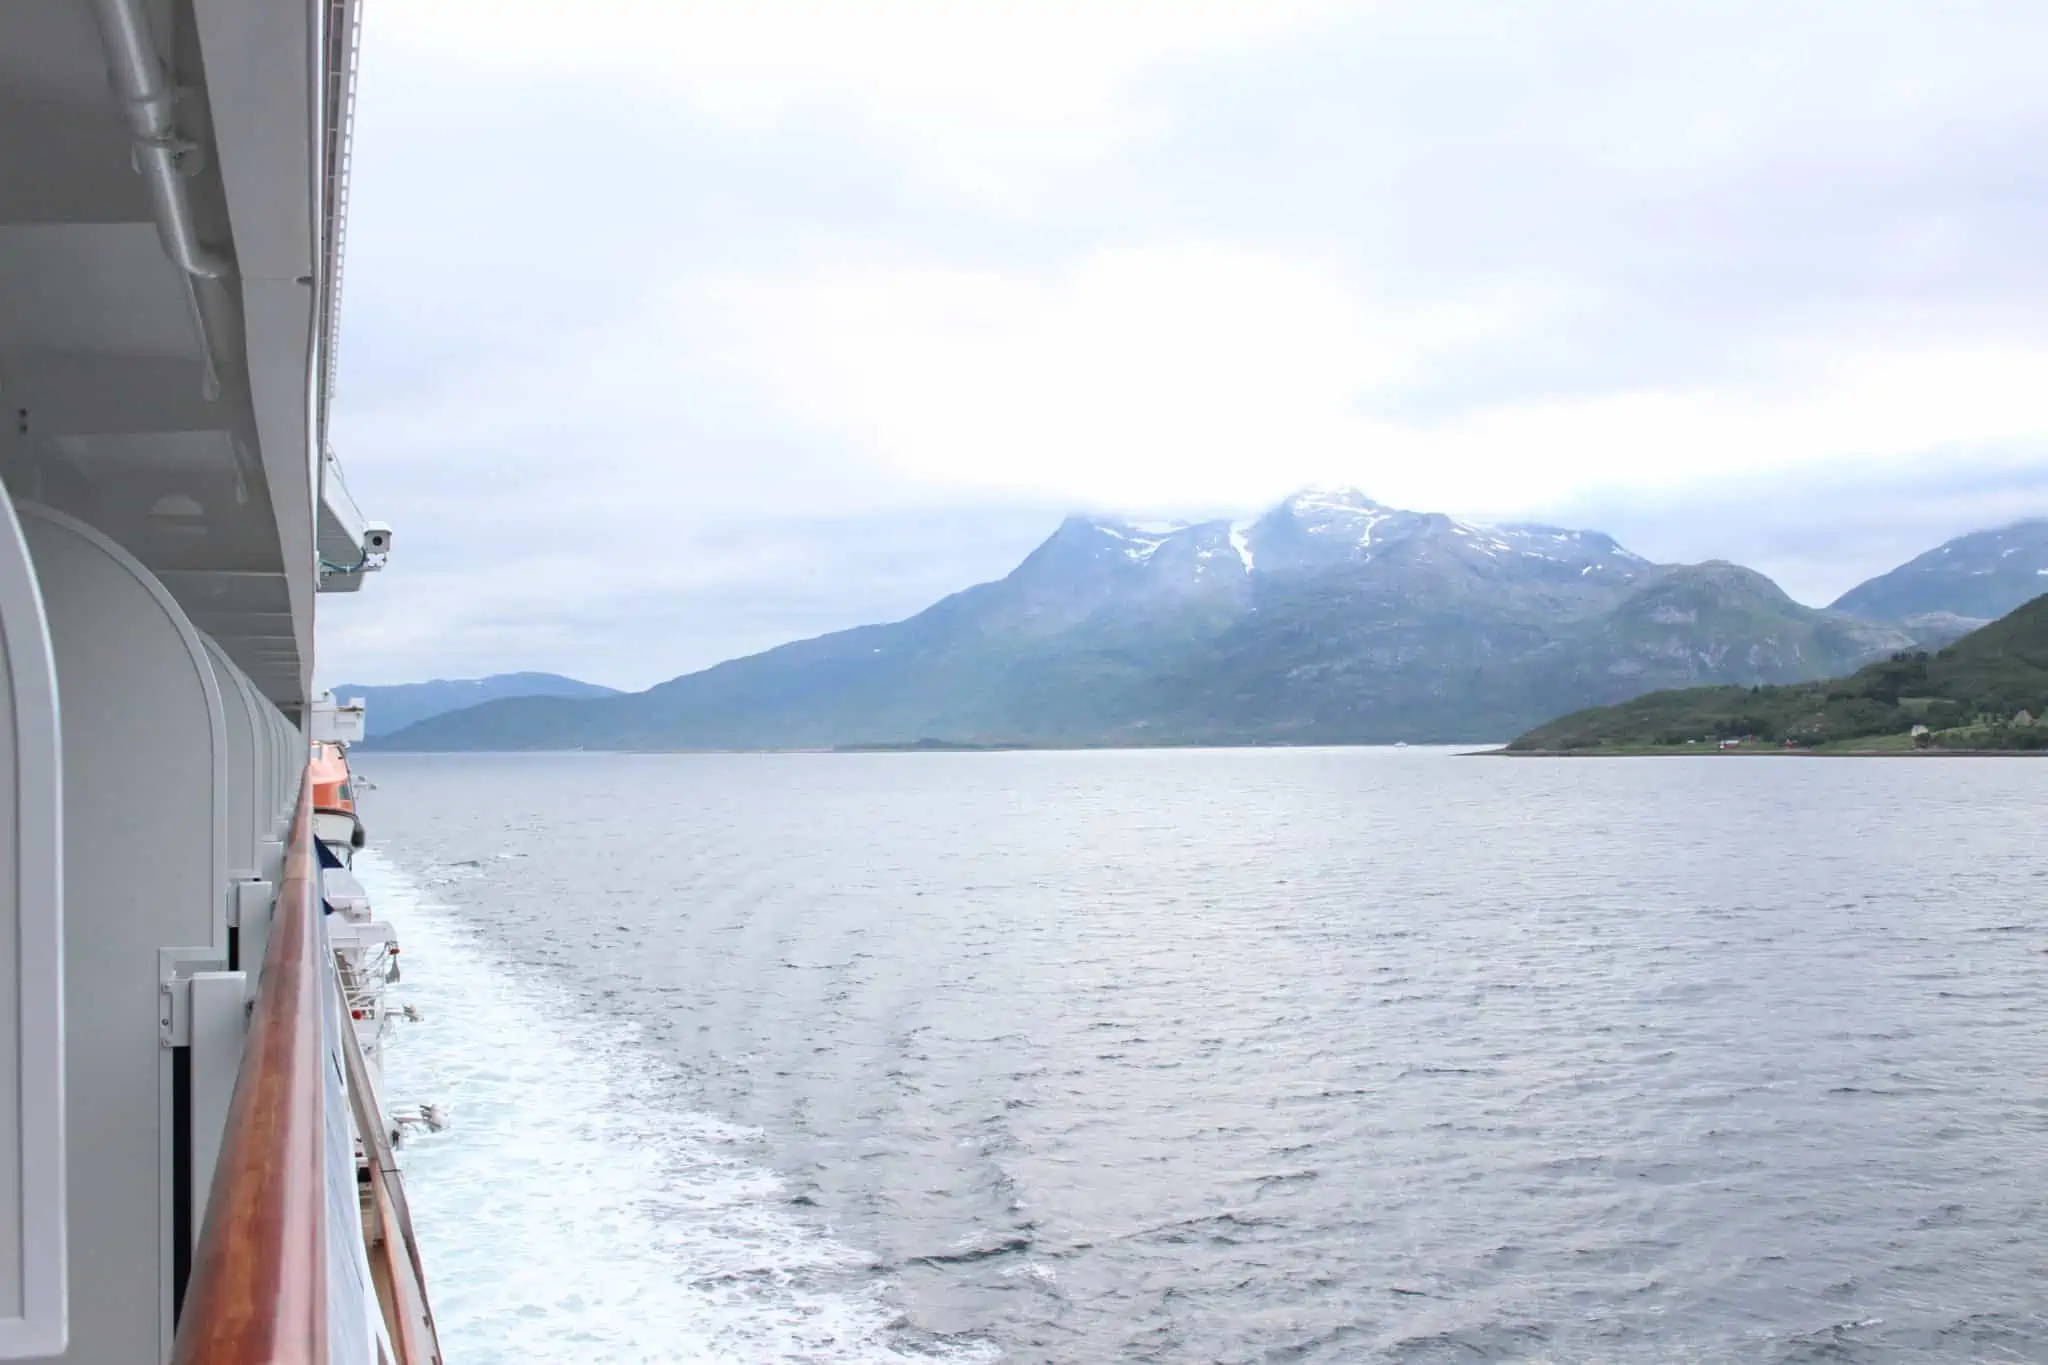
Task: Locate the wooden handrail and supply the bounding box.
[172,776,329,1364]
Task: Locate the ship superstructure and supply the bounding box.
[0,1,435,1361]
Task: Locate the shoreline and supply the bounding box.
[1488,746,2048,758]
[358,740,2048,759]
[360,740,1490,756]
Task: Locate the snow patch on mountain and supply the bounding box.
[1284,485,1381,516]
[1449,521,1516,557]
[1057,492,1653,591]
[1229,525,1254,574]
[1091,521,1172,564]
[1280,486,1398,551]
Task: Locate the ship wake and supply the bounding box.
[354,849,996,1364]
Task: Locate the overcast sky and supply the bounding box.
[320,0,2048,689]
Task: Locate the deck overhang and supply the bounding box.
[0,0,373,706]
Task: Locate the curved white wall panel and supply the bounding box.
[198,641,258,882]
[17,503,225,1365]
[0,480,65,1358]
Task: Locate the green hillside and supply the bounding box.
[1506,592,2048,752]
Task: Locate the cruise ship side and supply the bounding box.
[1,1,436,1361]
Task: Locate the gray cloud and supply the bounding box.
[1551,449,2048,606]
[1134,1,2048,415]
[317,501,1067,688]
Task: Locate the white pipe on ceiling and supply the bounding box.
[89,0,233,399]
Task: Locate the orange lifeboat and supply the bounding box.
[310,741,355,812]
[310,741,367,857]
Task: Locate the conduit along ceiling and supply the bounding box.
[0,0,374,709]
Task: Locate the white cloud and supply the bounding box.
[686,243,1407,509]
[325,0,2048,684]
[371,0,1350,212]
[382,0,1346,122]
[676,244,2048,516]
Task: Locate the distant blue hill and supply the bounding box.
[331,672,619,738]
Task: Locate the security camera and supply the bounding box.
[362,521,393,557]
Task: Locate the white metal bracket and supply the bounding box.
[157,981,184,1048]
[227,876,273,930]
[187,971,248,1224]
[157,948,226,1048]
[233,878,277,996]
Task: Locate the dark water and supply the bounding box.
[359,749,2048,1363]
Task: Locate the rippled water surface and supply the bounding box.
[356,749,2048,1363]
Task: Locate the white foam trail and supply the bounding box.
[354,849,996,1364]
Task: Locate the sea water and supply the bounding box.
[355,749,2048,1363]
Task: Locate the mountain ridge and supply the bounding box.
[369,488,1963,751]
[1831,519,2048,624]
[332,671,618,738]
[1506,591,2048,752]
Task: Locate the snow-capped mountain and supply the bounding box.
[1026,486,1650,597]
[379,487,1937,751]
[1833,520,2048,624]
[1232,485,1650,583]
